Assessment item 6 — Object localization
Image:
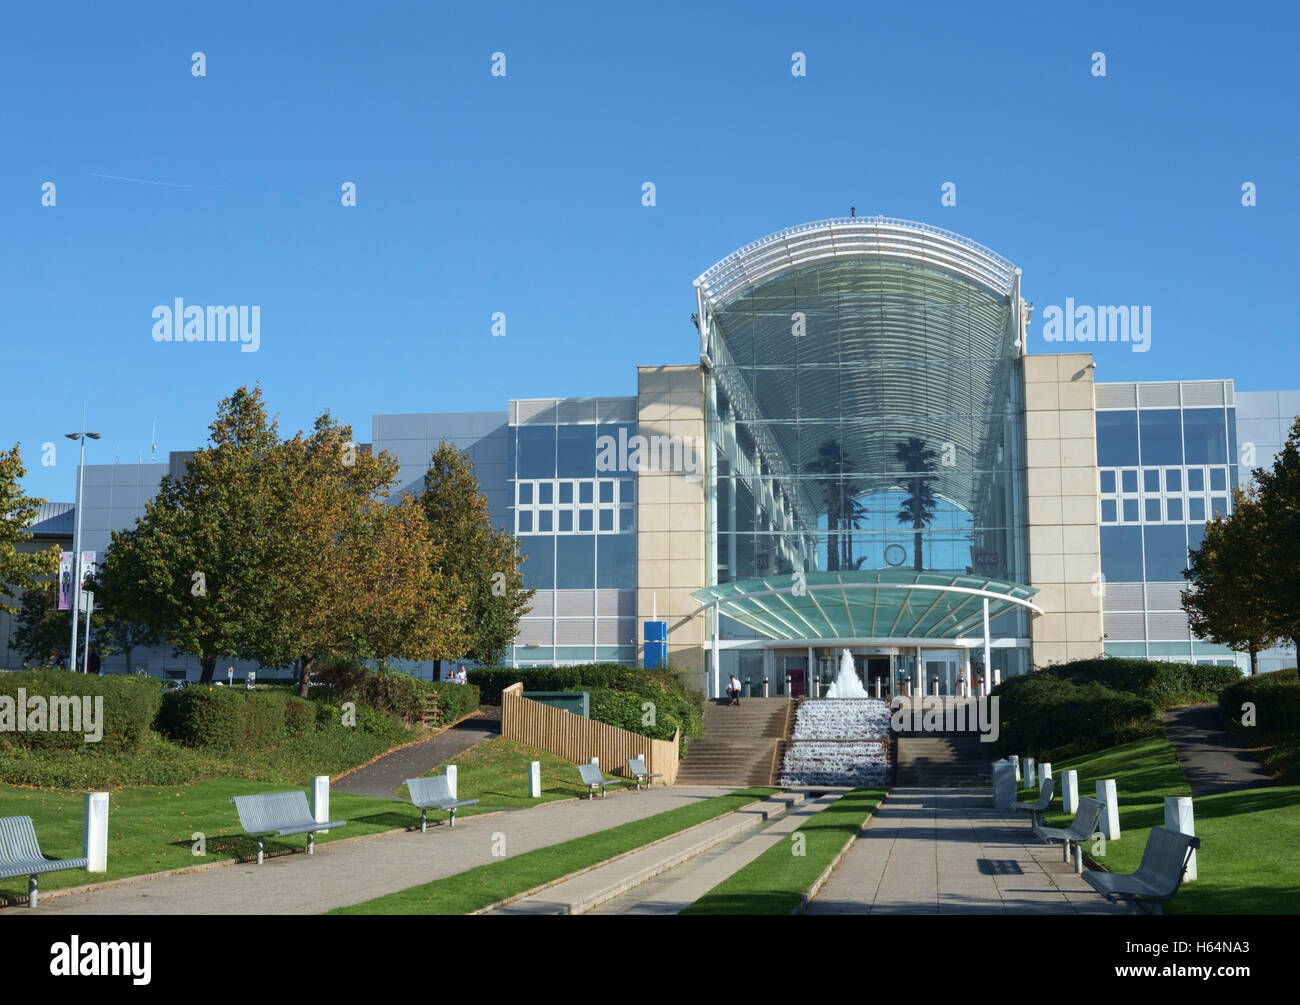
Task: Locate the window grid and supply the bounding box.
[1099,465,1231,527]
[514,478,635,536]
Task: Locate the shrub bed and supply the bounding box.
[311,662,479,728]
[0,669,161,753]
[1219,668,1300,733]
[992,673,1161,762]
[1048,658,1241,707]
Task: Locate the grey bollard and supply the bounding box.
[83,792,109,873]
[1011,755,1021,782]
[874,677,882,700]
[1024,757,1037,788]
[763,676,770,698]
[744,678,752,698]
[1074,843,1084,874]
[991,759,1016,810]
[528,760,541,799]
[445,765,458,800]
[1164,797,1196,880]
[1096,779,1120,840]
[1061,769,1079,814]
[786,675,791,696]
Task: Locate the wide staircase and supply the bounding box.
[675,698,791,787]
[895,732,992,787]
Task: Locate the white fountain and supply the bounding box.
[824,647,871,699]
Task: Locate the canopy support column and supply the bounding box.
[711,601,720,700]
[982,598,992,695]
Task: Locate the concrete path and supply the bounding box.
[333,707,501,800]
[1162,704,1274,796]
[488,793,807,914]
[22,785,732,916]
[805,787,1121,914]
[591,792,840,915]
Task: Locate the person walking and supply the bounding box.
[86,644,102,675]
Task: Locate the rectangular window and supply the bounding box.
[518,511,534,533]
[1145,499,1161,522]
[516,426,557,479]
[1144,524,1190,581]
[538,510,553,532]
[578,510,593,532]
[1097,411,1140,466]
[598,510,614,531]
[557,425,597,478]
[1211,496,1229,519]
[1100,470,1116,494]
[1143,468,1161,493]
[559,481,574,504]
[556,535,595,589]
[558,510,573,532]
[1122,499,1139,522]
[1209,467,1227,492]
[1187,468,1204,492]
[1121,469,1138,493]
[538,482,554,504]
[1164,468,1182,492]
[1101,526,1144,582]
[1166,498,1183,521]
[518,482,533,504]
[596,535,636,589]
[599,481,615,503]
[579,482,594,504]
[1188,497,1206,522]
[1101,499,1117,523]
[1183,408,1228,465]
[1139,409,1184,465]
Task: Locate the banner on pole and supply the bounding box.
[58,552,74,610]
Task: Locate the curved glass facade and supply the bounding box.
[703,250,1031,651]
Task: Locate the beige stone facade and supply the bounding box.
[1023,352,1105,665]
[635,365,708,691]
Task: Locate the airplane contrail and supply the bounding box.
[91,172,224,191]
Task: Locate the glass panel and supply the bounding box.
[1183,408,1228,465]
[1097,411,1140,466]
[619,508,635,532]
[598,510,614,531]
[1188,497,1206,521]
[1100,470,1116,493]
[1165,468,1182,492]
[516,426,556,478]
[518,482,533,504]
[579,482,594,504]
[1121,469,1138,492]
[1123,499,1139,522]
[555,536,595,589]
[1166,498,1183,521]
[596,535,636,589]
[1100,526,1144,581]
[538,482,554,504]
[1101,499,1117,522]
[620,479,635,503]
[1211,496,1228,518]
[538,510,553,532]
[522,537,555,590]
[1145,499,1161,522]
[599,482,614,503]
[518,511,533,533]
[578,510,593,532]
[1139,409,1183,465]
[1209,468,1227,492]
[1143,468,1161,492]
[1144,524,1189,581]
[1187,468,1204,491]
[558,510,573,532]
[559,482,574,504]
[557,425,597,478]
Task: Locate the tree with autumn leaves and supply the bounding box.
[99,387,520,691]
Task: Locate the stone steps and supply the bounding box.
[676,699,790,786]
[895,735,992,788]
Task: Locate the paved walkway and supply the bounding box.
[334,707,501,800]
[805,788,1121,914]
[24,785,731,915]
[1162,704,1274,796]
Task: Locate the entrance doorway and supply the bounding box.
[865,656,890,695]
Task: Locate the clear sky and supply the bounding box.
[4,0,1297,503]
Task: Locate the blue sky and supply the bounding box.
[4,0,1297,502]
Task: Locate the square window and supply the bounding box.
[1188,497,1206,521]
[599,510,614,531]
[1143,469,1160,493]
[538,510,554,532]
[1101,499,1117,523]
[1210,468,1227,492]
[518,511,533,533]
[599,482,614,503]
[619,508,635,532]
[1100,470,1116,494]
[1121,469,1138,493]
[518,482,533,504]
[579,482,594,504]
[538,482,554,504]
[578,510,593,532]
[558,510,573,532]
[559,482,574,504]
[620,479,635,503]
[1187,468,1204,492]
[1211,496,1229,518]
[1166,498,1183,521]
[1165,468,1182,492]
[1123,499,1139,522]
[1145,499,1161,522]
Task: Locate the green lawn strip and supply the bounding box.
[0,737,594,903]
[329,786,777,915]
[1025,736,1300,914]
[680,787,888,916]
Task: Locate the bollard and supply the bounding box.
[786,675,791,697]
[991,759,1016,810]
[1097,779,1120,840]
[1061,769,1079,814]
[311,775,330,825]
[1011,755,1021,782]
[874,677,881,700]
[763,676,770,698]
[1164,796,1196,880]
[744,678,752,698]
[445,765,458,800]
[1074,843,1084,874]
[1025,757,1037,788]
[83,792,109,873]
[528,760,541,799]
[1041,762,1052,781]
[590,756,600,766]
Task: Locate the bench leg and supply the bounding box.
[449,808,456,828]
[29,874,37,909]
[257,836,264,866]
[1062,839,1070,863]
[308,833,315,856]
[421,809,428,834]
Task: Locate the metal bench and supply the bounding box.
[627,757,663,791]
[406,776,479,831]
[1012,777,1056,827]
[0,816,90,908]
[577,763,622,799]
[1032,795,1102,864]
[1083,826,1201,914]
[229,791,346,865]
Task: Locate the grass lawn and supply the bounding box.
[681,788,887,915]
[330,786,777,915]
[1026,736,1300,914]
[0,737,598,904]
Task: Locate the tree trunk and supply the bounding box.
[1249,645,1258,676]
[199,656,216,683]
[298,654,314,699]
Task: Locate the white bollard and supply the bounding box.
[1041,762,1052,781]
[1011,755,1021,782]
[445,765,457,800]
[933,680,940,697]
[875,678,881,700]
[590,756,600,766]
[83,792,109,873]
[1097,779,1121,841]
[311,775,330,824]
[991,759,1016,810]
[1061,769,1079,814]
[1164,796,1196,880]
[1074,843,1084,874]
[1025,757,1037,788]
[528,760,542,799]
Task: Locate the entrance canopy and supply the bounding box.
[691,570,1041,642]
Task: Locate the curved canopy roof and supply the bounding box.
[691,571,1040,643]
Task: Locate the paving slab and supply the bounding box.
[804,787,1123,915]
[16,785,733,916]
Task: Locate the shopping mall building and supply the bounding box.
[7,217,1297,690]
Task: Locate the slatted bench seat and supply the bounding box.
[578,763,622,799]
[1032,795,1103,865]
[406,776,479,832]
[627,757,663,791]
[1083,826,1200,914]
[0,815,89,908]
[1012,777,1056,828]
[229,791,346,865]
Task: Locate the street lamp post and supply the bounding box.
[66,410,100,673]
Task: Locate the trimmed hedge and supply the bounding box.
[1046,658,1241,708]
[159,686,324,754]
[312,662,479,728]
[0,669,161,753]
[1220,668,1300,734]
[992,673,1161,762]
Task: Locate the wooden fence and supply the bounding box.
[501,683,679,786]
